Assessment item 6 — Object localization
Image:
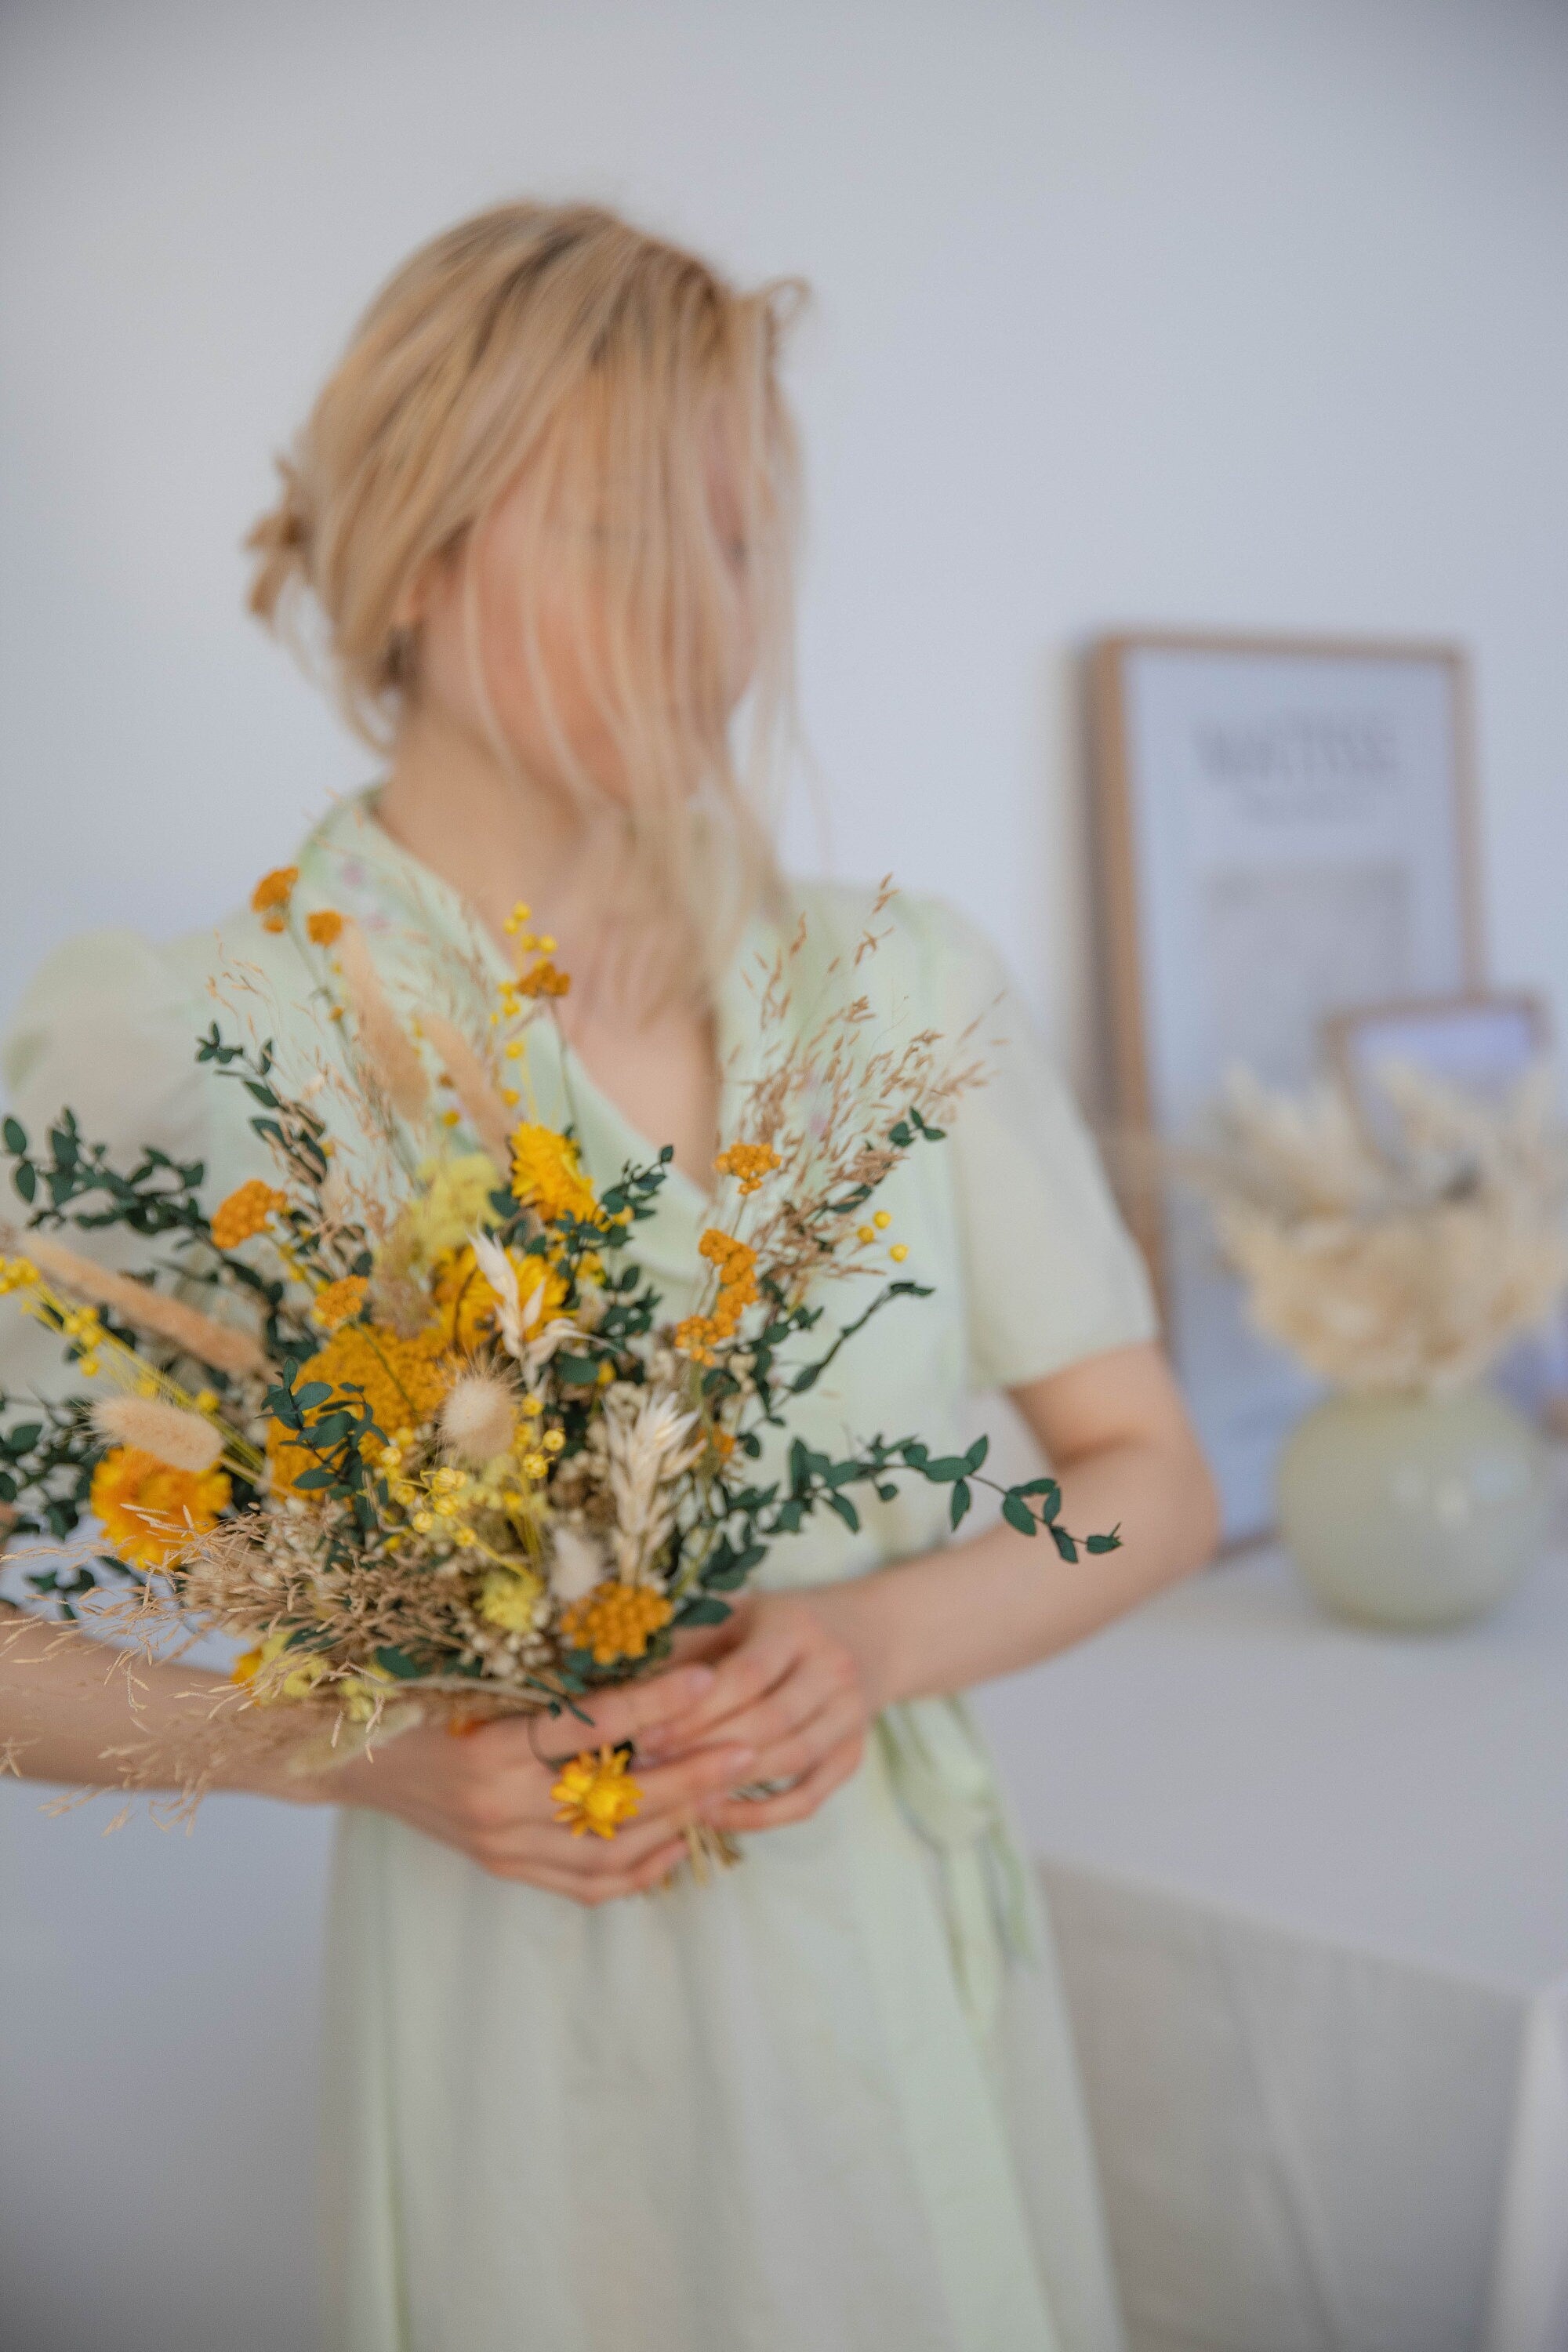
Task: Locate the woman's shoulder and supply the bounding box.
[1,902,296,1164]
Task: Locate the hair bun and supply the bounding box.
[245,453,314,622]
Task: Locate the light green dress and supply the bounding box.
[2,793,1156,2352]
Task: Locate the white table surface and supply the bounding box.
[978,1527,1568,1998]
[975,1518,1568,2352]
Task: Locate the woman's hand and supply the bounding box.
[307,1664,755,1904]
[637,1588,882,1835]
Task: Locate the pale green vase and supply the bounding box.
[1277,1386,1551,1630]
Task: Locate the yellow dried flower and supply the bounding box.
[431,1241,565,1354]
[551,1745,642,1839]
[477,1566,545,1632]
[210,1179,287,1250]
[306,908,344,946]
[311,1275,368,1330]
[559,1579,673,1665]
[510,1123,598,1227]
[90,1445,230,1570]
[387,1154,502,1277]
[267,1324,452,1494]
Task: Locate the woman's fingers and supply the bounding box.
[637,1630,801,1758]
[630,1742,755,1825]
[647,1648,851,1770]
[701,1730,866,1833]
[459,1743,753,1874]
[495,1835,691,1903]
[521,1662,720,1766]
[739,1691,867,1787]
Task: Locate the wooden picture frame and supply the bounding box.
[1087,630,1482,1544]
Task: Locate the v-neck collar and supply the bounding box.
[299,786,771,1283]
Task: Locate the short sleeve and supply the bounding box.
[909,899,1157,1391]
[0,928,215,1404]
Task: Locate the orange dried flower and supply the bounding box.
[90,1445,230,1570]
[559,1579,674,1665]
[251,866,299,934]
[306,909,344,946]
[310,1274,368,1330]
[210,1179,287,1250]
[713,1142,781,1195]
[516,959,571,999]
[267,1323,452,1493]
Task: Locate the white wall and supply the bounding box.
[3,4,1567,2345]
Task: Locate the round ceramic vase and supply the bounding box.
[1277,1385,1551,1631]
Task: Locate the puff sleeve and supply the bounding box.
[909,898,1157,1391]
[0,928,216,1403]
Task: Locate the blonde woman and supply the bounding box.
[0,203,1218,2351]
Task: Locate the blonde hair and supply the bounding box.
[247,201,804,971]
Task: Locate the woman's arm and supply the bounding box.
[637,1342,1218,1824]
[0,1609,750,1902]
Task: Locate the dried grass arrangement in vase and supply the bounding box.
[1186,1063,1568,1627]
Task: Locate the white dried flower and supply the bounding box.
[469,1231,579,1380]
[601,1386,702,1584]
[549,1524,605,1602]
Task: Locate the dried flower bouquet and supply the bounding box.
[0,872,1118,1844]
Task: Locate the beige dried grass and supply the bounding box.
[421,1013,514,1163]
[93,1396,227,1472]
[5,1228,267,1379]
[336,917,430,1126]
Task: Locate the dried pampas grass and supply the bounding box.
[336,917,430,1126]
[1187,1064,1568,1393]
[94,1396,227,1472]
[4,1227,266,1379]
[422,1014,514,1164]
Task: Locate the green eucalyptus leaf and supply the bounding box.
[1001,1491,1039,1537]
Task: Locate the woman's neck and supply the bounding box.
[373,701,701,1039]
[376,704,585,953]
[375,701,722,1182]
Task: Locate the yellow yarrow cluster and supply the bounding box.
[306,908,343,946]
[510,1123,598,1228]
[90,1445,231,1570]
[559,1579,673,1665]
[477,1564,546,1632]
[267,1323,452,1494]
[673,1229,759,1367]
[552,1745,642,1838]
[390,1154,501,1277]
[210,1179,287,1251]
[713,1141,781,1195]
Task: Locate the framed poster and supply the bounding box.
[1087,631,1482,1543]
